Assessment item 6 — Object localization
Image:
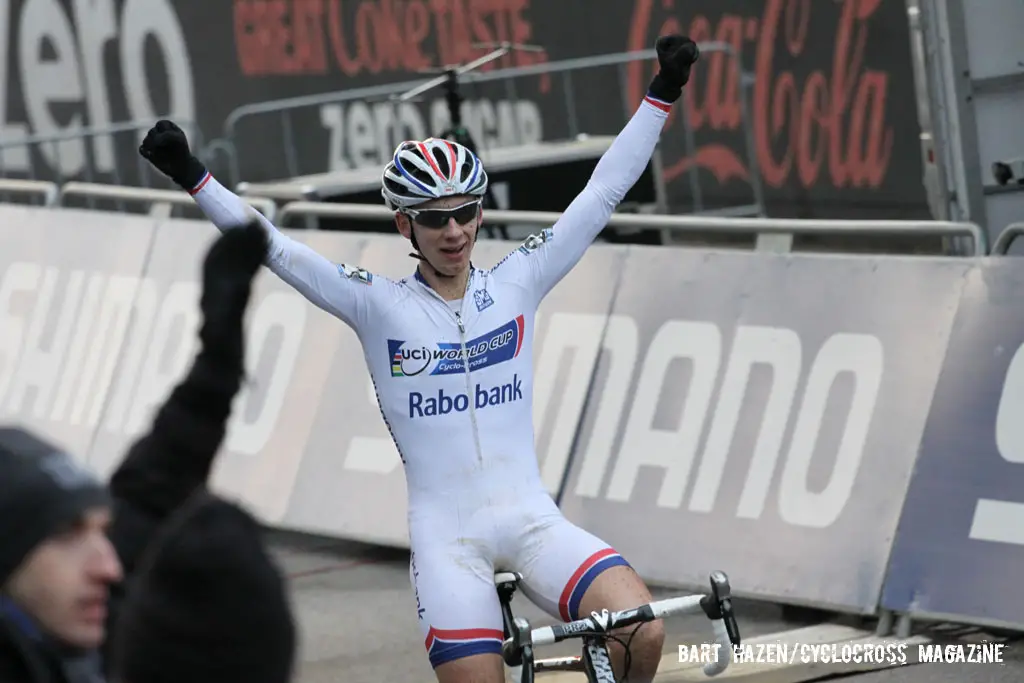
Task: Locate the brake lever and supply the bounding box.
[502,617,531,667]
[709,570,741,648]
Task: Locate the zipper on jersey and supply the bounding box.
[418,271,485,465]
[453,308,485,466]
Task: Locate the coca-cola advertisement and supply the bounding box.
[0,0,928,219]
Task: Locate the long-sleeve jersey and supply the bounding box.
[188,95,670,509]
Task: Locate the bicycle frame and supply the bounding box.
[496,571,739,683]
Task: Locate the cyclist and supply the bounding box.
[139,34,698,683]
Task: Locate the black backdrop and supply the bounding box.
[0,0,928,220]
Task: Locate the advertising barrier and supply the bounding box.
[0,0,930,220]
[8,202,1024,629]
[0,207,621,548]
[882,260,1024,630]
[0,205,156,459]
[555,248,970,614]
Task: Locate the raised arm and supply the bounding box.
[102,223,264,671]
[138,122,374,330]
[494,36,700,300]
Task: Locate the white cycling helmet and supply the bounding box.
[381,138,489,210]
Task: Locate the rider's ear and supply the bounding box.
[394,212,412,239]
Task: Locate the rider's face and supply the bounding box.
[399,195,481,277]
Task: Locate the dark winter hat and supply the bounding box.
[0,427,111,588]
[113,490,296,683]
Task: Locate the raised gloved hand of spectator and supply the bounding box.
[198,219,269,364]
[139,120,208,191]
[648,34,700,104]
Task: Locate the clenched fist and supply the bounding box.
[139,120,208,191]
[649,34,700,104]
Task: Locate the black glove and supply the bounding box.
[648,35,700,104]
[198,220,269,363]
[139,120,208,191]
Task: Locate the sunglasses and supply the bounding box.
[404,199,481,228]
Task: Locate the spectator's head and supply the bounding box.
[112,490,296,683]
[0,427,121,650]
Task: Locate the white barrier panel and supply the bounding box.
[0,205,156,463]
[0,205,622,549]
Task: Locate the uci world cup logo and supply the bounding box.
[387,316,526,378]
[390,342,436,377]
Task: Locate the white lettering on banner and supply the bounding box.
[574,315,641,497]
[77,274,141,428]
[50,272,105,422]
[0,0,195,175]
[0,263,39,405]
[971,343,1024,545]
[118,0,195,132]
[429,98,542,151]
[777,333,883,527]
[123,280,202,435]
[0,0,30,170]
[571,315,885,528]
[689,326,802,515]
[7,267,83,419]
[607,321,722,508]
[225,291,307,456]
[320,98,543,172]
[20,0,86,176]
[0,263,304,458]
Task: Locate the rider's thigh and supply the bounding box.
[408,543,505,680]
[511,506,632,622]
[512,507,664,680]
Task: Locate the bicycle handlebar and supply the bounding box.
[502,571,740,678]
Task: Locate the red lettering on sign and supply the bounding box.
[235,0,329,75]
[235,0,549,92]
[627,0,894,190]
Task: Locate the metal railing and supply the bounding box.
[207,43,764,218]
[276,202,987,256]
[0,178,60,206]
[992,222,1024,254]
[55,182,277,223]
[0,119,202,192]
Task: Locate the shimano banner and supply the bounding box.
[0,208,620,548]
[81,218,367,527]
[0,205,155,460]
[22,202,1024,622]
[882,260,1024,630]
[556,247,970,613]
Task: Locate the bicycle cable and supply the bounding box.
[567,625,642,683]
[615,623,644,683]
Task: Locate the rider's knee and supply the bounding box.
[628,617,665,660]
[607,617,664,682]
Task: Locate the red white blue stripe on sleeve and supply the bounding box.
[558,548,631,622]
[189,171,212,196]
[424,627,504,668]
[643,92,673,113]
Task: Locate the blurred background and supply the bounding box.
[0,0,1020,255]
